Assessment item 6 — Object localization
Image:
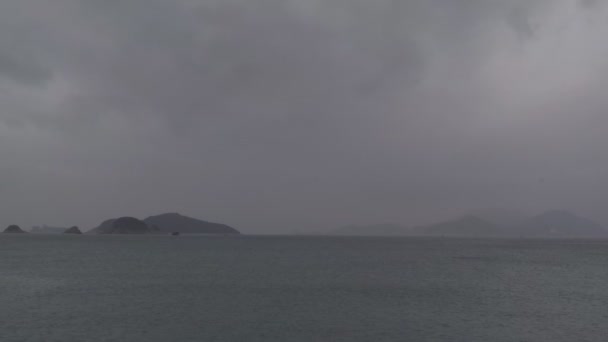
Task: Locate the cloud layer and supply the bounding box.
[0,0,607,232]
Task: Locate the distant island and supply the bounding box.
[4,225,26,234]
[0,213,240,236]
[4,209,605,239]
[91,217,154,234]
[87,213,240,235]
[331,210,608,239]
[64,226,83,235]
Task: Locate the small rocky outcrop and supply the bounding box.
[4,225,26,234]
[64,226,83,234]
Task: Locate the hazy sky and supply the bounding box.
[1,0,607,232]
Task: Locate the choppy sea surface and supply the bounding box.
[1,234,608,342]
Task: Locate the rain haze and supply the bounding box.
[1,0,607,233]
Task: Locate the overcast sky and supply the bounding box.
[1,0,607,233]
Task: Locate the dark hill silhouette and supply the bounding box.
[90,217,156,234]
[4,225,26,234]
[87,218,117,234]
[143,213,240,235]
[64,226,83,234]
[516,210,608,238]
[110,217,153,234]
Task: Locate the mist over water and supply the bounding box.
[2,235,608,342]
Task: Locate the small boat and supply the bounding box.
[171,232,180,236]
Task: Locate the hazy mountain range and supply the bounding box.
[332,210,608,238]
[12,210,606,238]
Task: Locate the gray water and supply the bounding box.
[1,235,608,342]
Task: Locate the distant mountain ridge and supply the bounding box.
[331,210,607,238]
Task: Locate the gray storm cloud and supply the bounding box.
[0,0,607,232]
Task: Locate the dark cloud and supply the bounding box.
[0,54,51,85]
[579,0,601,9]
[0,0,607,232]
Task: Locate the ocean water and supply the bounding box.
[1,235,608,342]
